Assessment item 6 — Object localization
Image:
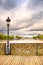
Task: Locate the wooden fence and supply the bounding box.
[0,43,43,55]
[0,43,6,55]
[10,43,43,56]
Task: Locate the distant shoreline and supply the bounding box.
[0,39,43,43]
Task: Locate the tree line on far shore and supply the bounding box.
[0,33,14,40]
[0,33,22,40]
[33,34,43,40]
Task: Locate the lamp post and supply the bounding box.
[6,17,11,54]
[36,43,38,55]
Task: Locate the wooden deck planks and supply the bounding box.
[0,55,43,65]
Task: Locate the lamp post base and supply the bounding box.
[6,42,10,55]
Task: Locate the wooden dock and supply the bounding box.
[0,55,43,65]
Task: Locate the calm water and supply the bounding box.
[1,30,37,38]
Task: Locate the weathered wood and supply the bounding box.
[0,43,6,55]
[0,56,43,65]
[10,43,43,55]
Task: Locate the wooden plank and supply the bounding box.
[0,56,43,65]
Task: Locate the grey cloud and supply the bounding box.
[30,29,43,31]
[0,19,6,31]
[0,11,43,32]
[27,0,43,9]
[4,0,17,10]
[17,11,43,31]
[0,0,26,10]
[0,0,2,5]
[10,21,34,31]
[10,11,43,31]
[0,10,43,34]
[30,11,43,22]
[0,0,18,10]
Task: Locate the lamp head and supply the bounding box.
[6,17,11,25]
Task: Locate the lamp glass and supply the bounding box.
[6,21,10,25]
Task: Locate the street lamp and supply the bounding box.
[6,17,11,54]
[36,43,38,55]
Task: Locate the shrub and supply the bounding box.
[0,33,14,40]
[33,34,43,40]
[16,35,22,40]
[9,36,14,40]
[33,36,36,39]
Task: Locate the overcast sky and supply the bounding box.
[0,0,43,35]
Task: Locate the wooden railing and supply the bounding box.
[0,43,43,55]
[10,43,43,56]
[0,43,6,55]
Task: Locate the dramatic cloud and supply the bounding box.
[27,0,43,10]
[0,0,43,35]
[0,0,26,10]
[29,11,43,23]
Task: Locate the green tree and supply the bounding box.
[16,35,22,40]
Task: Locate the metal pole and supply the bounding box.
[6,17,11,55]
[36,43,38,55]
[6,24,10,54]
